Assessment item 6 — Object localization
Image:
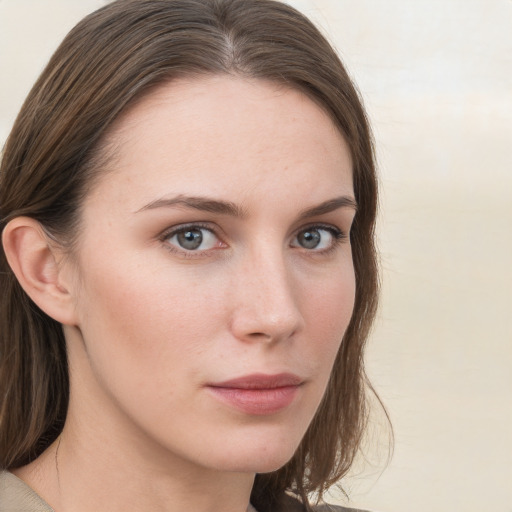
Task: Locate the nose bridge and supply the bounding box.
[229,241,303,343]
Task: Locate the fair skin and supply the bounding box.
[5,76,356,512]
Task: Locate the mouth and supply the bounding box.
[206,373,304,415]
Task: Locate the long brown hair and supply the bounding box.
[0,0,381,509]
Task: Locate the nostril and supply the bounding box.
[248,332,272,341]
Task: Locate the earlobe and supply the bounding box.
[2,217,78,325]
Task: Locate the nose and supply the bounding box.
[229,247,304,344]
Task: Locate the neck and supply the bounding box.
[16,420,255,512]
[14,330,255,512]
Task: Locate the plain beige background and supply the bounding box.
[1,1,511,511]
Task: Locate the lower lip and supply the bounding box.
[207,385,300,415]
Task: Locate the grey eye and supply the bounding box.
[292,227,340,250]
[297,229,322,249]
[166,226,220,252]
[176,229,203,250]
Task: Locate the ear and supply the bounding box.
[2,217,78,325]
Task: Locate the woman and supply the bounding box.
[0,1,381,511]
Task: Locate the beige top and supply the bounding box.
[0,471,364,512]
[0,472,259,512]
[0,471,53,511]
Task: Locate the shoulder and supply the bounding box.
[274,493,371,512]
[314,505,370,512]
[0,471,54,512]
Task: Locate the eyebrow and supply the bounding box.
[136,195,246,217]
[297,196,358,220]
[136,194,357,218]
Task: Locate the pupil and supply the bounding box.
[300,229,320,249]
[178,229,203,250]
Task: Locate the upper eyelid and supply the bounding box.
[293,222,346,236]
[158,221,220,240]
[296,207,356,229]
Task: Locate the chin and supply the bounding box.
[252,455,296,474]
[219,453,295,475]
[207,431,303,474]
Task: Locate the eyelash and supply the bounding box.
[159,222,221,259]
[158,222,347,258]
[295,223,348,255]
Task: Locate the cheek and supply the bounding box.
[73,253,211,386]
[299,262,356,373]
[70,258,224,444]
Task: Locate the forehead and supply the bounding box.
[86,75,353,212]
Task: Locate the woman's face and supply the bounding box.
[64,76,356,474]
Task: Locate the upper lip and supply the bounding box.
[208,373,303,390]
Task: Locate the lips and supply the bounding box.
[206,373,303,415]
